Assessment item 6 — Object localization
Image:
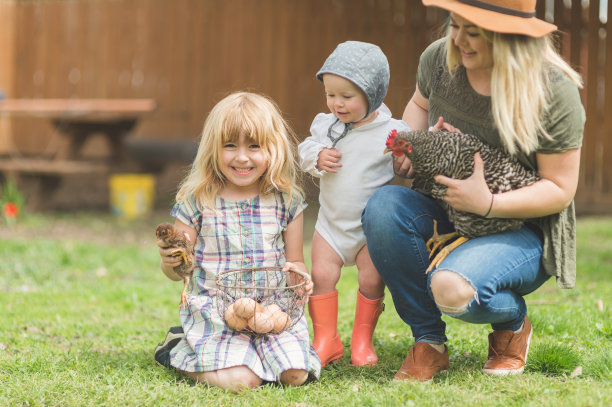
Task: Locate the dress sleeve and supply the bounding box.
[171,195,202,233]
[285,191,308,225]
[298,113,332,178]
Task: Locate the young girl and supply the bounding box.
[155,92,320,392]
[298,41,410,367]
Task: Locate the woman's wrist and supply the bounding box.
[484,193,494,218]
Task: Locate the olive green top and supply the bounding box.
[416,38,585,288]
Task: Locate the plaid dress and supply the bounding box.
[168,191,321,381]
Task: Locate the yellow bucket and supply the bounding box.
[109,174,155,219]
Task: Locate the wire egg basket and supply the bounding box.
[215,266,309,335]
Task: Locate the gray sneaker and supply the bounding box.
[154,326,184,368]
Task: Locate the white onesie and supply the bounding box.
[298,104,410,266]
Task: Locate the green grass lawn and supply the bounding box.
[0,209,610,406]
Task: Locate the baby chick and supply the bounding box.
[155,222,195,309]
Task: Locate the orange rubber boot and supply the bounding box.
[350,290,384,366]
[308,291,344,367]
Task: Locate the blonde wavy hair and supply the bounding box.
[446,26,583,155]
[176,92,302,210]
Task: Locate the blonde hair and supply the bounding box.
[446,26,583,155]
[176,92,302,209]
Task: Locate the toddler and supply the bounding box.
[298,41,410,366]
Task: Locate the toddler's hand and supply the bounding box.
[316,148,342,173]
[393,154,415,178]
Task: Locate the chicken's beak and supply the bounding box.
[384,147,391,154]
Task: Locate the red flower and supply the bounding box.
[3,202,19,218]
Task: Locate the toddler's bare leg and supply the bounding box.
[311,231,343,295]
[309,231,345,366]
[351,245,385,366]
[355,245,385,299]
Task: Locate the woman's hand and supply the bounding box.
[316,148,342,173]
[431,116,461,133]
[434,152,493,216]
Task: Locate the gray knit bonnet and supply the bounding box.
[317,41,390,117]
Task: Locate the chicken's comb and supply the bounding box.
[386,129,398,148]
[385,129,407,157]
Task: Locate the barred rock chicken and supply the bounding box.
[155,223,195,309]
[385,130,541,272]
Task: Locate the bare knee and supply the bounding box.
[220,367,262,391]
[430,270,475,314]
[357,268,385,299]
[185,366,262,392]
[280,369,309,386]
[311,232,343,295]
[356,246,385,299]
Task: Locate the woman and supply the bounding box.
[362,0,585,382]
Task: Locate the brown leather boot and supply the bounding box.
[350,290,384,366]
[308,291,344,367]
[483,316,532,376]
[394,342,449,382]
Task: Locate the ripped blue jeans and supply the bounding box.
[362,186,549,345]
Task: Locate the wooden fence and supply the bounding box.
[0,0,610,213]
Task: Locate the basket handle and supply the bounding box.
[283,268,310,289]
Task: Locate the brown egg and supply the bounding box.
[247,312,274,334]
[224,303,248,331]
[233,297,262,319]
[271,311,291,333]
[262,304,283,316]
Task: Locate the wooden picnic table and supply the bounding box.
[0,98,157,209]
[0,98,157,162]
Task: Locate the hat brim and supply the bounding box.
[422,0,557,37]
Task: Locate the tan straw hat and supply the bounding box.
[422,0,557,37]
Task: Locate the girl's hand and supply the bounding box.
[434,152,493,216]
[303,277,314,297]
[431,116,461,133]
[158,243,184,268]
[316,148,342,173]
[283,262,313,299]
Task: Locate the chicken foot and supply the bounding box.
[426,220,459,256]
[425,220,469,273]
[426,236,469,273]
[169,248,190,309]
[179,276,190,309]
[169,248,187,263]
